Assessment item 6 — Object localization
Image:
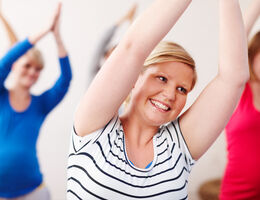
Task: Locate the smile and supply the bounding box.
[150,99,171,112]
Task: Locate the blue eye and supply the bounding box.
[157,76,167,83]
[177,87,187,94]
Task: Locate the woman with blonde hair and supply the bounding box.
[0,3,72,199]
[220,0,260,199]
[67,0,248,199]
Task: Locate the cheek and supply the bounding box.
[253,63,260,74]
[252,56,260,75]
[15,67,27,76]
[176,96,187,110]
[34,71,41,77]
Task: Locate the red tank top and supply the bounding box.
[220,82,260,199]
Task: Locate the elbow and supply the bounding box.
[120,36,150,62]
[74,109,86,137]
[220,63,250,88]
[241,70,250,85]
[236,65,250,87]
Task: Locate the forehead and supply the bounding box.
[145,61,193,77]
[24,54,43,68]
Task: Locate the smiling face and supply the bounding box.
[12,52,43,89]
[128,61,194,127]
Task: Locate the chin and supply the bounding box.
[21,81,35,89]
[144,114,170,127]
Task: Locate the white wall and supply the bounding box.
[0,0,259,199]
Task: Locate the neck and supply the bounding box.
[120,111,159,148]
[10,82,31,98]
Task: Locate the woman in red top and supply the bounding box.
[220,0,260,199]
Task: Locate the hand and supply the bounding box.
[51,2,67,58]
[48,2,62,34]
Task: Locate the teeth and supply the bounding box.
[150,100,169,111]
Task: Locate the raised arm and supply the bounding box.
[75,0,192,137]
[39,3,72,113]
[0,39,33,92]
[0,11,18,46]
[180,0,249,160]
[51,3,67,58]
[244,0,260,37]
[40,56,72,114]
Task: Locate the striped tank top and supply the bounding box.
[67,116,195,199]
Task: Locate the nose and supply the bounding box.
[28,67,38,76]
[162,86,175,102]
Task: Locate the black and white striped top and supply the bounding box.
[67,116,195,200]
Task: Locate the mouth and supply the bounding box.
[149,99,171,112]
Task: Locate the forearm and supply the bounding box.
[244,0,260,37]
[55,36,67,58]
[0,39,33,73]
[0,38,33,88]
[40,56,71,114]
[119,0,192,61]
[58,56,72,85]
[218,0,249,86]
[28,29,49,45]
[0,15,18,46]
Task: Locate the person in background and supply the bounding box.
[0,2,72,200]
[220,0,260,199]
[67,0,248,199]
[90,3,137,79]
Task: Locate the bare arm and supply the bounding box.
[74,0,192,137]
[180,0,249,160]
[51,3,67,58]
[0,8,18,46]
[244,0,260,37]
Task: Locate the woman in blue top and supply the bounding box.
[0,3,72,199]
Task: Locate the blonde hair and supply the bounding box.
[27,48,44,69]
[248,31,260,81]
[124,41,197,108]
[143,41,197,89]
